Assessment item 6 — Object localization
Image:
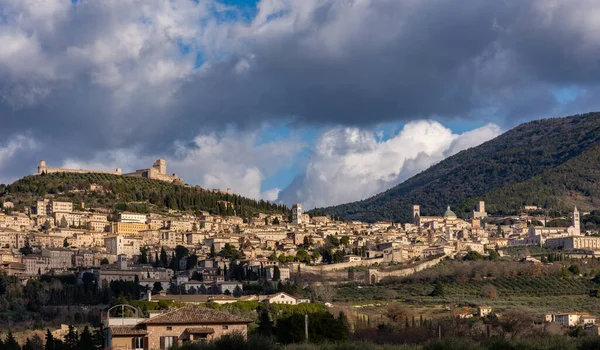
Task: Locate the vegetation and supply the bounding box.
[314,112,600,222]
[0,172,289,218]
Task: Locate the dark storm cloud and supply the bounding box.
[2,0,600,181]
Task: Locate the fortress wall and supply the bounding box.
[38,167,122,176]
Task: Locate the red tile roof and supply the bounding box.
[144,306,250,325]
[109,326,148,336]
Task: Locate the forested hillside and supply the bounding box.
[0,173,288,218]
[315,112,600,222]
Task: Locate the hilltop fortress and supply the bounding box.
[36,159,184,185]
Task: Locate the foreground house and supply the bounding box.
[105,306,251,349]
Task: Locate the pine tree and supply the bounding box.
[78,326,95,350]
[5,330,20,350]
[45,329,54,350]
[23,338,34,350]
[64,325,79,350]
[160,247,168,267]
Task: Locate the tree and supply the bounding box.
[273,217,280,225]
[63,238,69,248]
[23,338,34,350]
[296,249,309,263]
[59,216,68,228]
[100,258,109,265]
[232,285,243,298]
[160,247,168,267]
[385,304,412,324]
[64,325,79,350]
[481,284,498,299]
[174,245,189,260]
[430,282,445,297]
[257,306,274,337]
[4,330,20,350]
[152,282,163,295]
[78,326,96,350]
[273,266,281,281]
[42,220,51,231]
[45,329,55,350]
[139,248,148,264]
[30,334,44,350]
[340,236,350,246]
[210,244,216,258]
[20,237,33,255]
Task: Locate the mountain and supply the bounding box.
[0,172,289,218]
[313,112,600,222]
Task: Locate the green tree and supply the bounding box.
[152,282,163,295]
[139,248,148,264]
[430,282,445,297]
[4,330,20,350]
[273,266,281,281]
[20,237,33,255]
[296,249,309,263]
[64,325,79,350]
[78,326,96,350]
[160,247,168,267]
[42,220,51,231]
[45,329,55,350]
[232,285,243,298]
[210,244,216,258]
[340,236,350,246]
[63,238,69,248]
[257,306,274,337]
[59,216,68,228]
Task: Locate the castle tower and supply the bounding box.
[152,159,166,174]
[412,205,420,225]
[38,160,47,174]
[573,206,580,234]
[292,204,303,225]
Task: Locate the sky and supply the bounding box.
[2,0,600,210]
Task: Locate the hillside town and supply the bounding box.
[0,164,599,348]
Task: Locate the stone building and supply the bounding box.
[36,160,121,176]
[105,306,251,349]
[123,159,184,184]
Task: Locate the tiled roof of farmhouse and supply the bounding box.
[144,306,250,324]
[109,326,148,336]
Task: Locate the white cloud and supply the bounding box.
[277,121,502,209]
[60,128,303,201]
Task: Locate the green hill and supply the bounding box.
[0,172,289,218]
[314,112,600,222]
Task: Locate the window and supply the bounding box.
[166,326,172,330]
[133,337,144,350]
[222,325,229,330]
[162,336,176,350]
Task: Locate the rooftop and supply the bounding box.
[143,306,251,325]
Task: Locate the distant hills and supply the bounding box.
[0,173,289,218]
[314,112,600,222]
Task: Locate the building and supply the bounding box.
[546,313,596,327]
[110,222,151,235]
[104,306,251,349]
[292,204,303,225]
[263,292,309,305]
[36,160,121,176]
[118,212,148,224]
[104,236,142,258]
[36,199,73,216]
[472,201,488,219]
[123,159,184,184]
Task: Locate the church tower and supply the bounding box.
[573,206,580,234]
[412,205,420,225]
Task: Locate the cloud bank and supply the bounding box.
[277,121,502,209]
